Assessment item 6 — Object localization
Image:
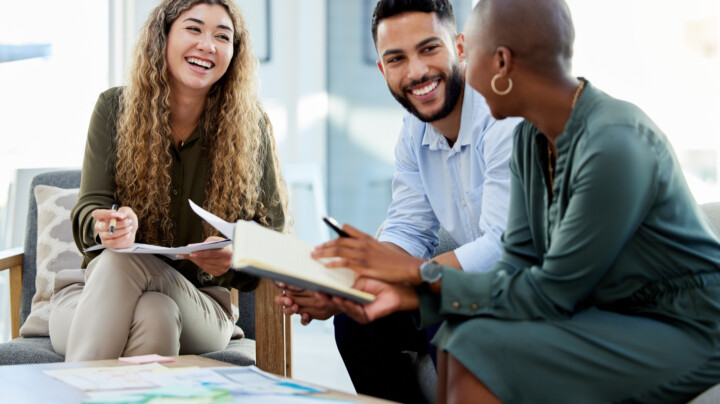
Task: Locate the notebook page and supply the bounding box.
[232,221,356,287]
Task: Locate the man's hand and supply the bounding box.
[326,277,419,324]
[93,206,138,249]
[273,282,341,325]
[311,224,425,284]
[177,236,232,277]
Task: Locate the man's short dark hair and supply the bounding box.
[371,0,457,46]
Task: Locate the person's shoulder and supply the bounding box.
[95,86,124,112]
[98,86,124,101]
[576,86,668,160]
[581,85,651,135]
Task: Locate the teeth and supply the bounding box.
[411,80,438,96]
[187,57,212,69]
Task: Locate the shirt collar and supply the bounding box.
[185,125,202,146]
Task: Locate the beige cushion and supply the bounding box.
[19,185,82,337]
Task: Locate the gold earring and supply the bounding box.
[491,73,513,95]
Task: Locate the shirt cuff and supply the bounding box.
[415,284,443,329]
[440,267,491,317]
[378,232,432,259]
[453,235,503,273]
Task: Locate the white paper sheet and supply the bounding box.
[83,200,237,258]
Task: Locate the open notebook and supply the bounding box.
[231,221,375,304]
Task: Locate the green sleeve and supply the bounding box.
[231,115,285,291]
[438,126,658,320]
[416,284,444,329]
[71,89,120,266]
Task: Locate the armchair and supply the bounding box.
[0,170,291,376]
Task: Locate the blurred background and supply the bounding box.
[1,0,719,394]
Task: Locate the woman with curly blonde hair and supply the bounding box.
[48,0,288,361]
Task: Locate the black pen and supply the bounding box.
[109,204,119,234]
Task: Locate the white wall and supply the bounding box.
[258,0,329,243]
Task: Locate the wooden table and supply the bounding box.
[0,355,393,403]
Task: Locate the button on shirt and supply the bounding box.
[378,83,522,272]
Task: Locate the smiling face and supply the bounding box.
[376,11,464,123]
[166,3,234,96]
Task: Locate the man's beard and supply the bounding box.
[388,63,464,123]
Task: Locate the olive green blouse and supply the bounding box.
[419,79,720,327]
[71,87,285,291]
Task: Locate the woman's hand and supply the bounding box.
[178,236,232,277]
[311,224,425,284]
[324,277,419,324]
[92,206,138,249]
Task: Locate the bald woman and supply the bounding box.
[313,0,720,402]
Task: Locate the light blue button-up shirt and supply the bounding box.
[379,83,521,272]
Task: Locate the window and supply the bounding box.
[0,0,109,341]
[568,0,720,202]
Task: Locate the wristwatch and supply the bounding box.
[419,260,443,284]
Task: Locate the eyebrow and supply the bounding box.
[381,36,443,58]
[183,17,233,32]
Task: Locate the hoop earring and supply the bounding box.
[491,74,513,95]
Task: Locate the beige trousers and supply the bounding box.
[48,250,234,362]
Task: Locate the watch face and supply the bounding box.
[421,260,443,283]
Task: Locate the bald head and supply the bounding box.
[467,0,575,76]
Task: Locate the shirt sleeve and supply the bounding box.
[233,114,284,291]
[378,116,440,258]
[454,118,517,271]
[71,90,119,264]
[432,126,658,321]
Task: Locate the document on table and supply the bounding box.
[45,364,334,402]
[83,200,239,259]
[43,363,167,391]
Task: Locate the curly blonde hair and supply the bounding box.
[115,0,288,245]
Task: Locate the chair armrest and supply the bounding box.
[0,247,24,339]
[254,278,292,377]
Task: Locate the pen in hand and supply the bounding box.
[109,204,119,234]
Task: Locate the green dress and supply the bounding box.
[418,80,720,403]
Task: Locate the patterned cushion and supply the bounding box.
[0,337,64,365]
[19,185,82,337]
